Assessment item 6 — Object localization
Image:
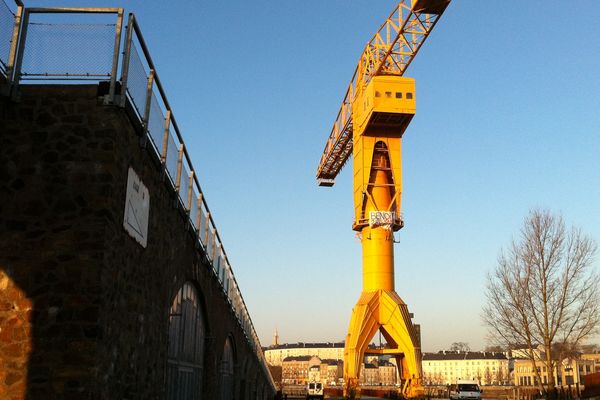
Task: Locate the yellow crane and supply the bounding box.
[316,0,451,397]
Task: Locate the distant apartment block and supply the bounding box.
[422,351,509,385]
[359,360,397,386]
[264,342,345,366]
[582,353,600,374]
[277,351,396,387]
[511,349,599,388]
[281,355,342,386]
[378,361,398,385]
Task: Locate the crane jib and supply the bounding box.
[316,0,449,186]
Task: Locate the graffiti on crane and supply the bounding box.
[369,211,395,229]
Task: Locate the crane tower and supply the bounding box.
[315,0,450,397]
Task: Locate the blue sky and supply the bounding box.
[22,0,600,351]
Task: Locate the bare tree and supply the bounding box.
[483,209,600,395]
[495,365,505,386]
[483,367,492,385]
[450,342,471,352]
[485,345,504,353]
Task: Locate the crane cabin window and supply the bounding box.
[395,92,402,99]
[406,92,413,99]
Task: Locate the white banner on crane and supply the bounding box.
[369,211,395,229]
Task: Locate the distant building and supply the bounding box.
[581,352,600,374]
[264,342,345,366]
[320,359,343,386]
[422,351,509,385]
[361,363,379,386]
[308,364,321,383]
[512,353,597,387]
[357,359,397,386]
[281,355,342,386]
[379,361,398,386]
[281,355,321,385]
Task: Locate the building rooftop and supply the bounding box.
[423,351,507,361]
[282,355,313,362]
[266,342,345,350]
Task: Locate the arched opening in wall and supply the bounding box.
[255,381,263,400]
[166,282,206,400]
[262,383,269,400]
[239,355,253,400]
[220,336,236,400]
[247,368,257,400]
[252,369,261,400]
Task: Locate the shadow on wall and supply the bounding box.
[0,95,108,398]
[0,85,144,399]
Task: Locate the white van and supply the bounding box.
[306,381,324,399]
[449,379,481,400]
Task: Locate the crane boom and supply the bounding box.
[316,0,449,186]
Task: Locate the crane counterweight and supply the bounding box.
[412,0,450,15]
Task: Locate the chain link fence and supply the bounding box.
[20,20,115,78]
[12,9,122,81]
[0,0,17,76]
[124,42,147,114]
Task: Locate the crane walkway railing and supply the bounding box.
[0,1,274,389]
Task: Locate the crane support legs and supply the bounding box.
[343,290,423,398]
[343,147,423,398]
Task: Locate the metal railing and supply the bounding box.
[2,4,274,390]
[0,0,22,79]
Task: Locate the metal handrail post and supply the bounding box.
[161,110,171,163]
[140,68,154,147]
[211,229,217,262]
[119,13,135,107]
[174,143,183,192]
[9,7,29,96]
[186,171,194,211]
[195,192,203,229]
[224,268,229,294]
[142,69,154,129]
[105,8,124,105]
[204,213,211,251]
[5,2,24,87]
[175,143,183,196]
[228,271,233,297]
[216,243,222,279]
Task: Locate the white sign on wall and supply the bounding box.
[123,167,150,248]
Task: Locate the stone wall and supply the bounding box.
[0,85,273,399]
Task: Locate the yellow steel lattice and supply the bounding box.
[316,0,449,185]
